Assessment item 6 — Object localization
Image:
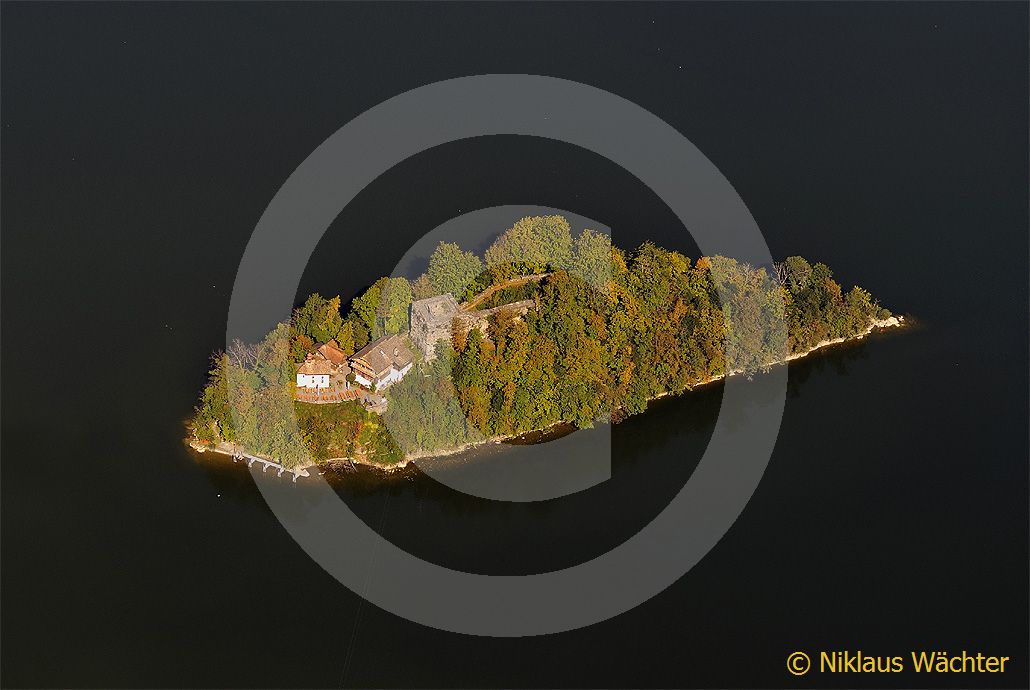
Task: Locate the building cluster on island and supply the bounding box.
[294,289,534,413]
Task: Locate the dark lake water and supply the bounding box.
[2,3,1027,688]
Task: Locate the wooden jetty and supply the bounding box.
[190,441,311,481]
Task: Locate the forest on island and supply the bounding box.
[189,215,891,467]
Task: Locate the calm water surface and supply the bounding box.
[2,3,1026,688]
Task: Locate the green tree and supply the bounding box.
[189,352,236,443]
[427,242,484,299]
[192,216,893,468]
[347,314,371,350]
[783,256,813,294]
[292,293,343,344]
[377,277,413,335]
[335,321,356,356]
[351,279,385,337]
[484,215,573,279]
[570,228,613,290]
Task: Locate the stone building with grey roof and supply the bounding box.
[410,293,460,360]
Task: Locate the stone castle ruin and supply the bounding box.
[410,290,537,361]
[410,294,461,360]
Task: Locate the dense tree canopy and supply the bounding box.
[377,277,413,336]
[570,228,613,289]
[291,294,343,358]
[427,241,484,299]
[484,215,574,279]
[190,217,891,467]
[350,278,385,338]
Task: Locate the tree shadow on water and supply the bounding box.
[787,339,871,397]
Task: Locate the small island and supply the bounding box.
[188,215,902,476]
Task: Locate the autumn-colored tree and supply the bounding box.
[192,216,891,466]
[570,228,613,290]
[292,293,343,346]
[411,274,435,300]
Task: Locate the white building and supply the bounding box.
[295,340,353,391]
[296,356,332,389]
[349,334,414,391]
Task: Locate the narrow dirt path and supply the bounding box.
[461,272,550,311]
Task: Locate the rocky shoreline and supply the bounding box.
[190,315,905,478]
[323,314,907,474]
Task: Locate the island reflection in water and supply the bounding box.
[189,329,891,577]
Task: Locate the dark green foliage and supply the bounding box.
[296,400,402,465]
[292,294,343,345]
[347,314,370,351]
[478,280,541,309]
[427,241,484,300]
[446,244,888,436]
[189,353,236,443]
[377,277,413,336]
[780,257,884,350]
[190,217,891,466]
[383,348,480,455]
[350,279,384,338]
[484,215,574,279]
[570,228,612,289]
